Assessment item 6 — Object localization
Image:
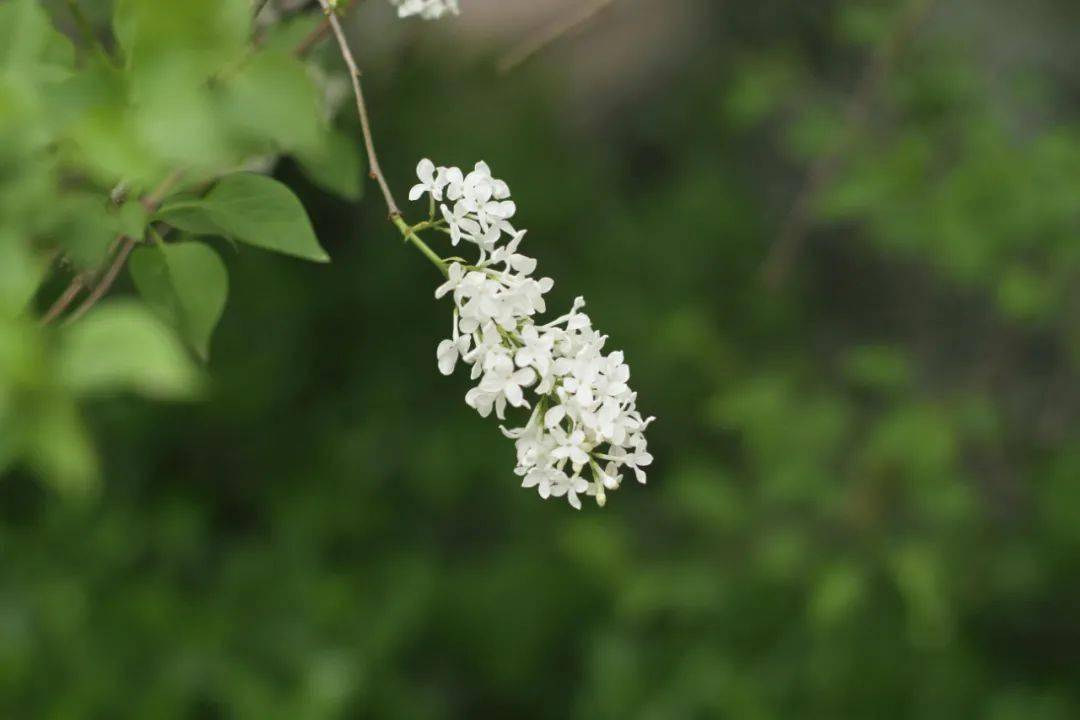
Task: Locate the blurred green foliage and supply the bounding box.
[2,0,1080,718]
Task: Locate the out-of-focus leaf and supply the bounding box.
[891,544,953,647]
[112,0,250,174]
[294,128,365,201]
[725,56,799,129]
[46,59,163,184]
[0,0,75,82]
[808,562,866,628]
[0,232,48,313]
[57,301,201,399]
[52,193,139,271]
[112,0,249,79]
[221,49,323,155]
[116,200,150,239]
[843,345,912,391]
[26,397,98,498]
[998,265,1052,321]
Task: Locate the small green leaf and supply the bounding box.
[294,129,365,201]
[156,174,330,263]
[150,198,222,236]
[57,300,201,399]
[116,199,151,239]
[130,240,229,360]
[129,243,181,331]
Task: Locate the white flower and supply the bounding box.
[412,159,654,509]
[478,352,536,408]
[436,334,469,376]
[409,158,447,201]
[434,262,466,299]
[514,324,555,377]
[549,471,589,510]
[551,428,590,469]
[490,230,536,276]
[440,202,481,247]
[464,386,505,420]
[544,404,566,429]
[389,0,459,20]
[609,442,654,484]
[522,465,560,500]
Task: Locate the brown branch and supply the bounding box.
[39,275,85,325]
[62,238,137,326]
[296,0,361,59]
[316,0,401,217]
[760,0,936,290]
[64,0,100,53]
[46,170,184,326]
[497,0,620,74]
[253,0,273,20]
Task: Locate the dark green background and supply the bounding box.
[3,0,1080,717]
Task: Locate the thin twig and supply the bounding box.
[62,239,137,326]
[64,0,99,54]
[139,169,186,212]
[760,0,936,290]
[46,170,185,326]
[39,276,85,325]
[497,0,620,74]
[253,0,274,20]
[316,0,401,217]
[296,0,361,59]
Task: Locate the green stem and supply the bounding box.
[393,216,448,277]
[411,219,447,233]
[253,0,273,19]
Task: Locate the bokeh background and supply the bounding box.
[4,0,1080,716]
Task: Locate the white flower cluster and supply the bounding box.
[410,159,655,510]
[388,0,459,20]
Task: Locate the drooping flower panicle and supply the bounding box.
[389,0,459,20]
[410,159,655,510]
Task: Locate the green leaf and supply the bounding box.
[294,128,365,201]
[112,0,250,78]
[51,194,151,272]
[116,199,151,239]
[52,194,123,270]
[156,174,330,263]
[46,58,165,184]
[0,0,75,82]
[128,243,181,328]
[130,240,229,360]
[0,232,49,314]
[111,0,250,174]
[26,397,99,498]
[221,48,323,155]
[57,300,202,400]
